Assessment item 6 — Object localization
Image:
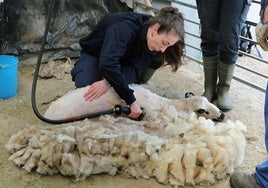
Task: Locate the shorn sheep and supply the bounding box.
[5,84,246,187]
[44,84,225,121]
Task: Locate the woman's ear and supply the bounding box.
[151,23,160,33]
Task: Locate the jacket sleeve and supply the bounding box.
[99,20,139,105]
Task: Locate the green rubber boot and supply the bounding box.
[137,67,156,84]
[217,61,235,111]
[202,56,219,102]
[230,171,262,188]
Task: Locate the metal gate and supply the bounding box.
[132,0,267,93]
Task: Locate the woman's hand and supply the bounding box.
[84,79,110,101]
[128,101,143,119]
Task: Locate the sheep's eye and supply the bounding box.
[196,109,206,114]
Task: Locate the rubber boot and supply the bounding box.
[202,56,219,102]
[137,68,156,84]
[230,171,262,188]
[217,61,235,111]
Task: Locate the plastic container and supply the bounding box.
[0,55,18,99]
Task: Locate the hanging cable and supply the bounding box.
[31,0,145,124]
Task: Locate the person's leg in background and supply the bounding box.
[196,0,221,103]
[217,0,251,111]
[196,0,251,111]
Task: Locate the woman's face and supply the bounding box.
[147,24,179,52]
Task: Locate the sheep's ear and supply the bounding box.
[185,92,195,98]
[195,109,206,115]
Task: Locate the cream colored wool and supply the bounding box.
[6,109,246,187]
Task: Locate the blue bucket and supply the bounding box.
[0,55,18,99]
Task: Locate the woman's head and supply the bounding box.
[146,23,179,52]
[147,7,185,71]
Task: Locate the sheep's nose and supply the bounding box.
[213,111,225,122]
[218,112,225,121]
[220,112,225,120]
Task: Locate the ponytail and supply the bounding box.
[149,7,185,71]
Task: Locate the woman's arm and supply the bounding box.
[99,20,139,105]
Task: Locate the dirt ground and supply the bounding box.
[0,54,267,188]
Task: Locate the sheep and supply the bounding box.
[5,85,245,187]
[5,111,246,187]
[44,84,224,121]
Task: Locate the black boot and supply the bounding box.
[230,171,262,188]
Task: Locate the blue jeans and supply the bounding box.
[196,0,251,64]
[256,82,268,187]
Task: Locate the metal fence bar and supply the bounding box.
[185,43,201,51]
[235,63,268,79]
[252,0,261,5]
[133,0,267,93]
[234,76,266,92]
[185,53,266,92]
[170,0,267,93]
[133,1,159,12]
[239,50,268,64]
[185,31,201,39]
[165,0,197,9]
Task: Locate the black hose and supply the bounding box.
[31,0,146,124]
[31,0,121,124]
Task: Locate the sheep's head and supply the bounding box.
[185,96,224,121]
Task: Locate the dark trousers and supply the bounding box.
[71,53,103,88]
[196,0,251,64]
[71,53,141,88]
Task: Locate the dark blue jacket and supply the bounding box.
[79,12,160,105]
